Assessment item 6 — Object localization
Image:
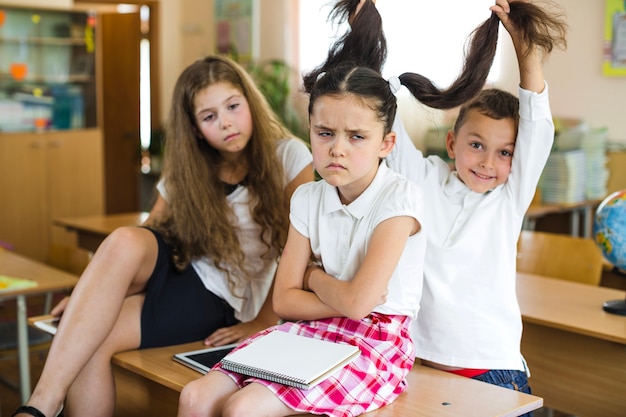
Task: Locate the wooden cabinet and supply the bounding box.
[0,4,156,269]
[0,129,104,267]
[0,4,109,271]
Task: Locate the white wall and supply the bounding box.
[550,0,626,144]
[158,0,181,122]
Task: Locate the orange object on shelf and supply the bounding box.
[34,118,48,131]
[10,62,28,81]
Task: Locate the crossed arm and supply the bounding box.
[273,215,419,321]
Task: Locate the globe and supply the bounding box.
[594,190,626,270]
[593,189,626,315]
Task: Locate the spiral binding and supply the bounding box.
[220,359,310,390]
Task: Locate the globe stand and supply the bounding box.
[603,266,626,316]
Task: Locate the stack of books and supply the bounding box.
[541,121,609,203]
[579,128,609,200]
[539,150,587,204]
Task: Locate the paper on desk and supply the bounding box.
[0,275,37,292]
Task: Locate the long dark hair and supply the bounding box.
[303,0,567,110]
[309,65,397,136]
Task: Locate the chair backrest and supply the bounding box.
[517,230,604,286]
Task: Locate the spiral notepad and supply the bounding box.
[220,330,360,390]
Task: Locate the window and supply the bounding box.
[139,5,151,151]
[298,1,501,90]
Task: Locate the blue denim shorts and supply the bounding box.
[472,369,533,417]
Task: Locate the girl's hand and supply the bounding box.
[377,287,389,306]
[310,265,388,306]
[203,320,271,347]
[50,295,70,317]
[303,262,322,292]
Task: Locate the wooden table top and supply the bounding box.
[113,341,542,417]
[0,249,78,298]
[54,212,149,235]
[517,272,626,344]
[525,199,602,218]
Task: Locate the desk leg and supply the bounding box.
[44,292,53,314]
[582,205,593,239]
[17,294,31,403]
[523,216,536,231]
[570,210,580,237]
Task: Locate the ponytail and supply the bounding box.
[304,0,567,109]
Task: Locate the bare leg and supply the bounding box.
[222,383,304,417]
[178,373,312,417]
[64,293,144,416]
[14,226,159,417]
[177,371,240,417]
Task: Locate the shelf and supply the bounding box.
[0,73,93,83]
[0,5,97,132]
[0,36,87,46]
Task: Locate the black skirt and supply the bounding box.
[139,227,239,349]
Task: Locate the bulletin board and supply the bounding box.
[214,0,254,63]
[604,0,626,76]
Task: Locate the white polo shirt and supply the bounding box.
[290,162,426,319]
[158,138,312,322]
[386,85,554,370]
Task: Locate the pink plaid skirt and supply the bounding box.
[213,314,414,417]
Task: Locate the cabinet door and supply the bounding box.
[47,129,104,218]
[0,134,49,261]
[47,129,104,269]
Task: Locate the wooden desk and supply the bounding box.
[517,272,626,416]
[112,342,542,417]
[54,212,148,252]
[0,250,78,402]
[524,199,601,238]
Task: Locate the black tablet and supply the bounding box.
[173,343,238,374]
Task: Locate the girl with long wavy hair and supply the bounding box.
[13,55,313,417]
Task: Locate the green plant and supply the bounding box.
[247,59,309,142]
